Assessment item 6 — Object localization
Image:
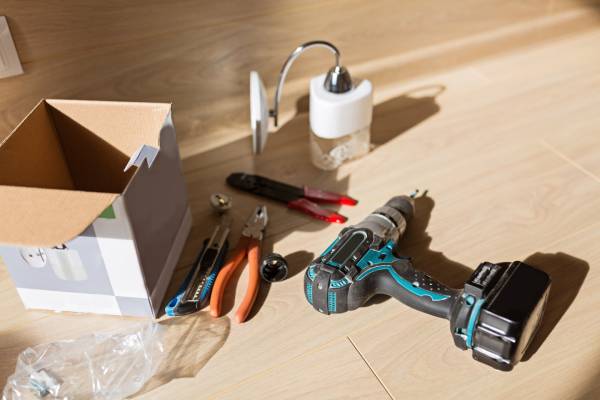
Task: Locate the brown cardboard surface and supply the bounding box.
[0,99,172,247]
[46,100,170,157]
[0,101,74,190]
[0,186,118,247]
[49,106,136,193]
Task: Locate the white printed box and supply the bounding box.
[0,100,192,317]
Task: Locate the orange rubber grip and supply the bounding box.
[235,239,261,323]
[209,239,247,318]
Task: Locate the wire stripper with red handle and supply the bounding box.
[226,173,357,223]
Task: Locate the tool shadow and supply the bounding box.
[246,249,315,321]
[181,84,444,234]
[366,194,589,363]
[363,194,473,310]
[219,243,315,321]
[162,86,444,316]
[216,237,276,320]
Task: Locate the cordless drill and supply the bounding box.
[304,194,551,371]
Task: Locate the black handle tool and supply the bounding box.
[227,173,357,223]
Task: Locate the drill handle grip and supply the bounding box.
[352,259,458,319]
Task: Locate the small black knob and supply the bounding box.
[260,253,289,282]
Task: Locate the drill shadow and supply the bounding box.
[400,195,472,287]
[521,252,589,361]
[363,195,588,366]
[364,194,471,308]
[284,250,316,279]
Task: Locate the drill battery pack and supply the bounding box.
[451,261,551,371]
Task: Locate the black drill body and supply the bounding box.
[304,195,551,371]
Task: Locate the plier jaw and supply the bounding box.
[242,205,268,240]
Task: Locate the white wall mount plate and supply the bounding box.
[250,71,269,154]
[0,16,23,79]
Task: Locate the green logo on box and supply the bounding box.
[99,205,116,219]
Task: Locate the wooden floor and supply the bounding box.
[2,5,600,400]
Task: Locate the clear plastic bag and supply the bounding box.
[2,322,164,400]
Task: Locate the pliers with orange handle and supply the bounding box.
[210,205,268,323]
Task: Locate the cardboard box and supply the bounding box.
[0,100,192,317]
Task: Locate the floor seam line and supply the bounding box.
[202,334,349,399]
[346,336,395,400]
[539,139,600,185]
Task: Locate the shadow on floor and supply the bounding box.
[574,360,600,400]
[222,235,275,322]
[522,251,588,361]
[401,194,473,286]
[146,85,446,394]
[365,193,588,366]
[363,194,472,308]
[294,84,444,147]
[247,249,315,321]
[163,86,444,319]
[371,85,444,146]
[136,313,230,396]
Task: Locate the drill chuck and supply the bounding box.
[304,194,551,371]
[353,195,414,244]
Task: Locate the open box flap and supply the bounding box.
[46,99,171,158]
[0,99,173,248]
[0,186,118,247]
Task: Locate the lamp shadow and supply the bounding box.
[295,84,444,147]
[371,85,445,146]
[364,194,588,365]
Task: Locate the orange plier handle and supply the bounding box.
[209,236,261,323]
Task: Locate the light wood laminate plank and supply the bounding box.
[1,3,600,399]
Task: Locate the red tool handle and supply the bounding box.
[303,186,358,206]
[288,198,347,223]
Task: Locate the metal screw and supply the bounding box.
[210,193,232,212]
